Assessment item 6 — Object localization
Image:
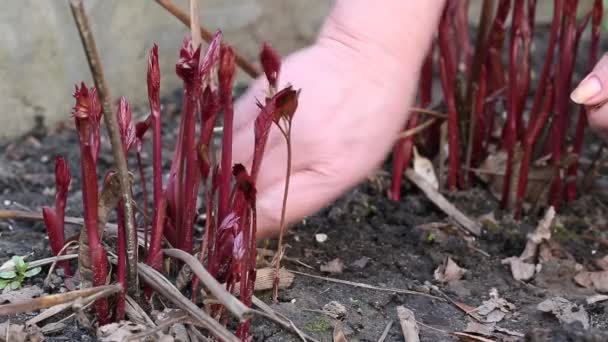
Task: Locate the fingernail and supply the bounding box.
[571,75,602,104]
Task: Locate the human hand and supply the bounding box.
[571,54,608,140]
[232,0,444,238]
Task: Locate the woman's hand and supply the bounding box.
[231,0,445,238]
[571,54,608,140]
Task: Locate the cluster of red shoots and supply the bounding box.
[391,0,603,219]
[42,32,297,339]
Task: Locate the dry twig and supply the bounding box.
[405,169,481,236]
[287,269,444,300]
[0,284,121,316]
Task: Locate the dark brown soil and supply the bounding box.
[1,25,608,342]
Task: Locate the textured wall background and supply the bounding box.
[0,0,332,141]
[0,1,588,141]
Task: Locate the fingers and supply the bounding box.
[571,53,608,105]
[571,54,608,139]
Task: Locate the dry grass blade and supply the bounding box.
[154,0,260,78]
[251,296,316,342]
[125,295,156,327]
[69,0,138,294]
[44,241,79,285]
[26,303,71,327]
[162,248,250,321]
[405,169,481,236]
[287,269,444,301]
[0,254,78,273]
[378,320,393,342]
[137,262,239,342]
[0,284,121,316]
[409,107,449,118]
[398,118,438,140]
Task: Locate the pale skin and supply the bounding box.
[232,0,608,239]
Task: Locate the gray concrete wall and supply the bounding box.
[0,0,332,141]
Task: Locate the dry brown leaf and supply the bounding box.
[537,297,589,329]
[475,147,574,209]
[593,255,608,271]
[397,306,420,342]
[0,285,44,304]
[464,321,494,337]
[501,257,537,281]
[434,257,467,283]
[333,322,348,342]
[502,207,555,281]
[474,289,515,324]
[412,146,438,190]
[574,271,608,293]
[97,321,158,342]
[0,321,43,342]
[321,258,344,274]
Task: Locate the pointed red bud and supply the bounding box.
[260,42,281,88]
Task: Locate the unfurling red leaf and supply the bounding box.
[218,46,236,102]
[233,164,256,203]
[274,86,300,122]
[24,267,42,278]
[54,156,71,194]
[176,36,201,83]
[0,271,16,279]
[147,44,161,112]
[116,97,136,153]
[72,83,102,161]
[199,31,222,78]
[260,42,281,88]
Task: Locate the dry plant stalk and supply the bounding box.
[0,284,121,316]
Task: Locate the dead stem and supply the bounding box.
[69,0,138,296]
[154,0,260,78]
[273,123,292,302]
[136,262,239,342]
[405,169,481,236]
[397,118,439,140]
[377,320,393,342]
[286,269,445,301]
[409,107,449,118]
[44,241,79,284]
[0,284,121,316]
[162,248,250,321]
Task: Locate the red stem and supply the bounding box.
[566,0,602,201]
[549,0,578,208]
[500,0,524,208]
[390,48,434,200]
[515,84,554,218]
[438,6,462,190]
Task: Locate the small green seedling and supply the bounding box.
[0,256,42,290]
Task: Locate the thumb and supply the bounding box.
[571,53,608,105]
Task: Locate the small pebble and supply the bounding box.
[315,233,328,243]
